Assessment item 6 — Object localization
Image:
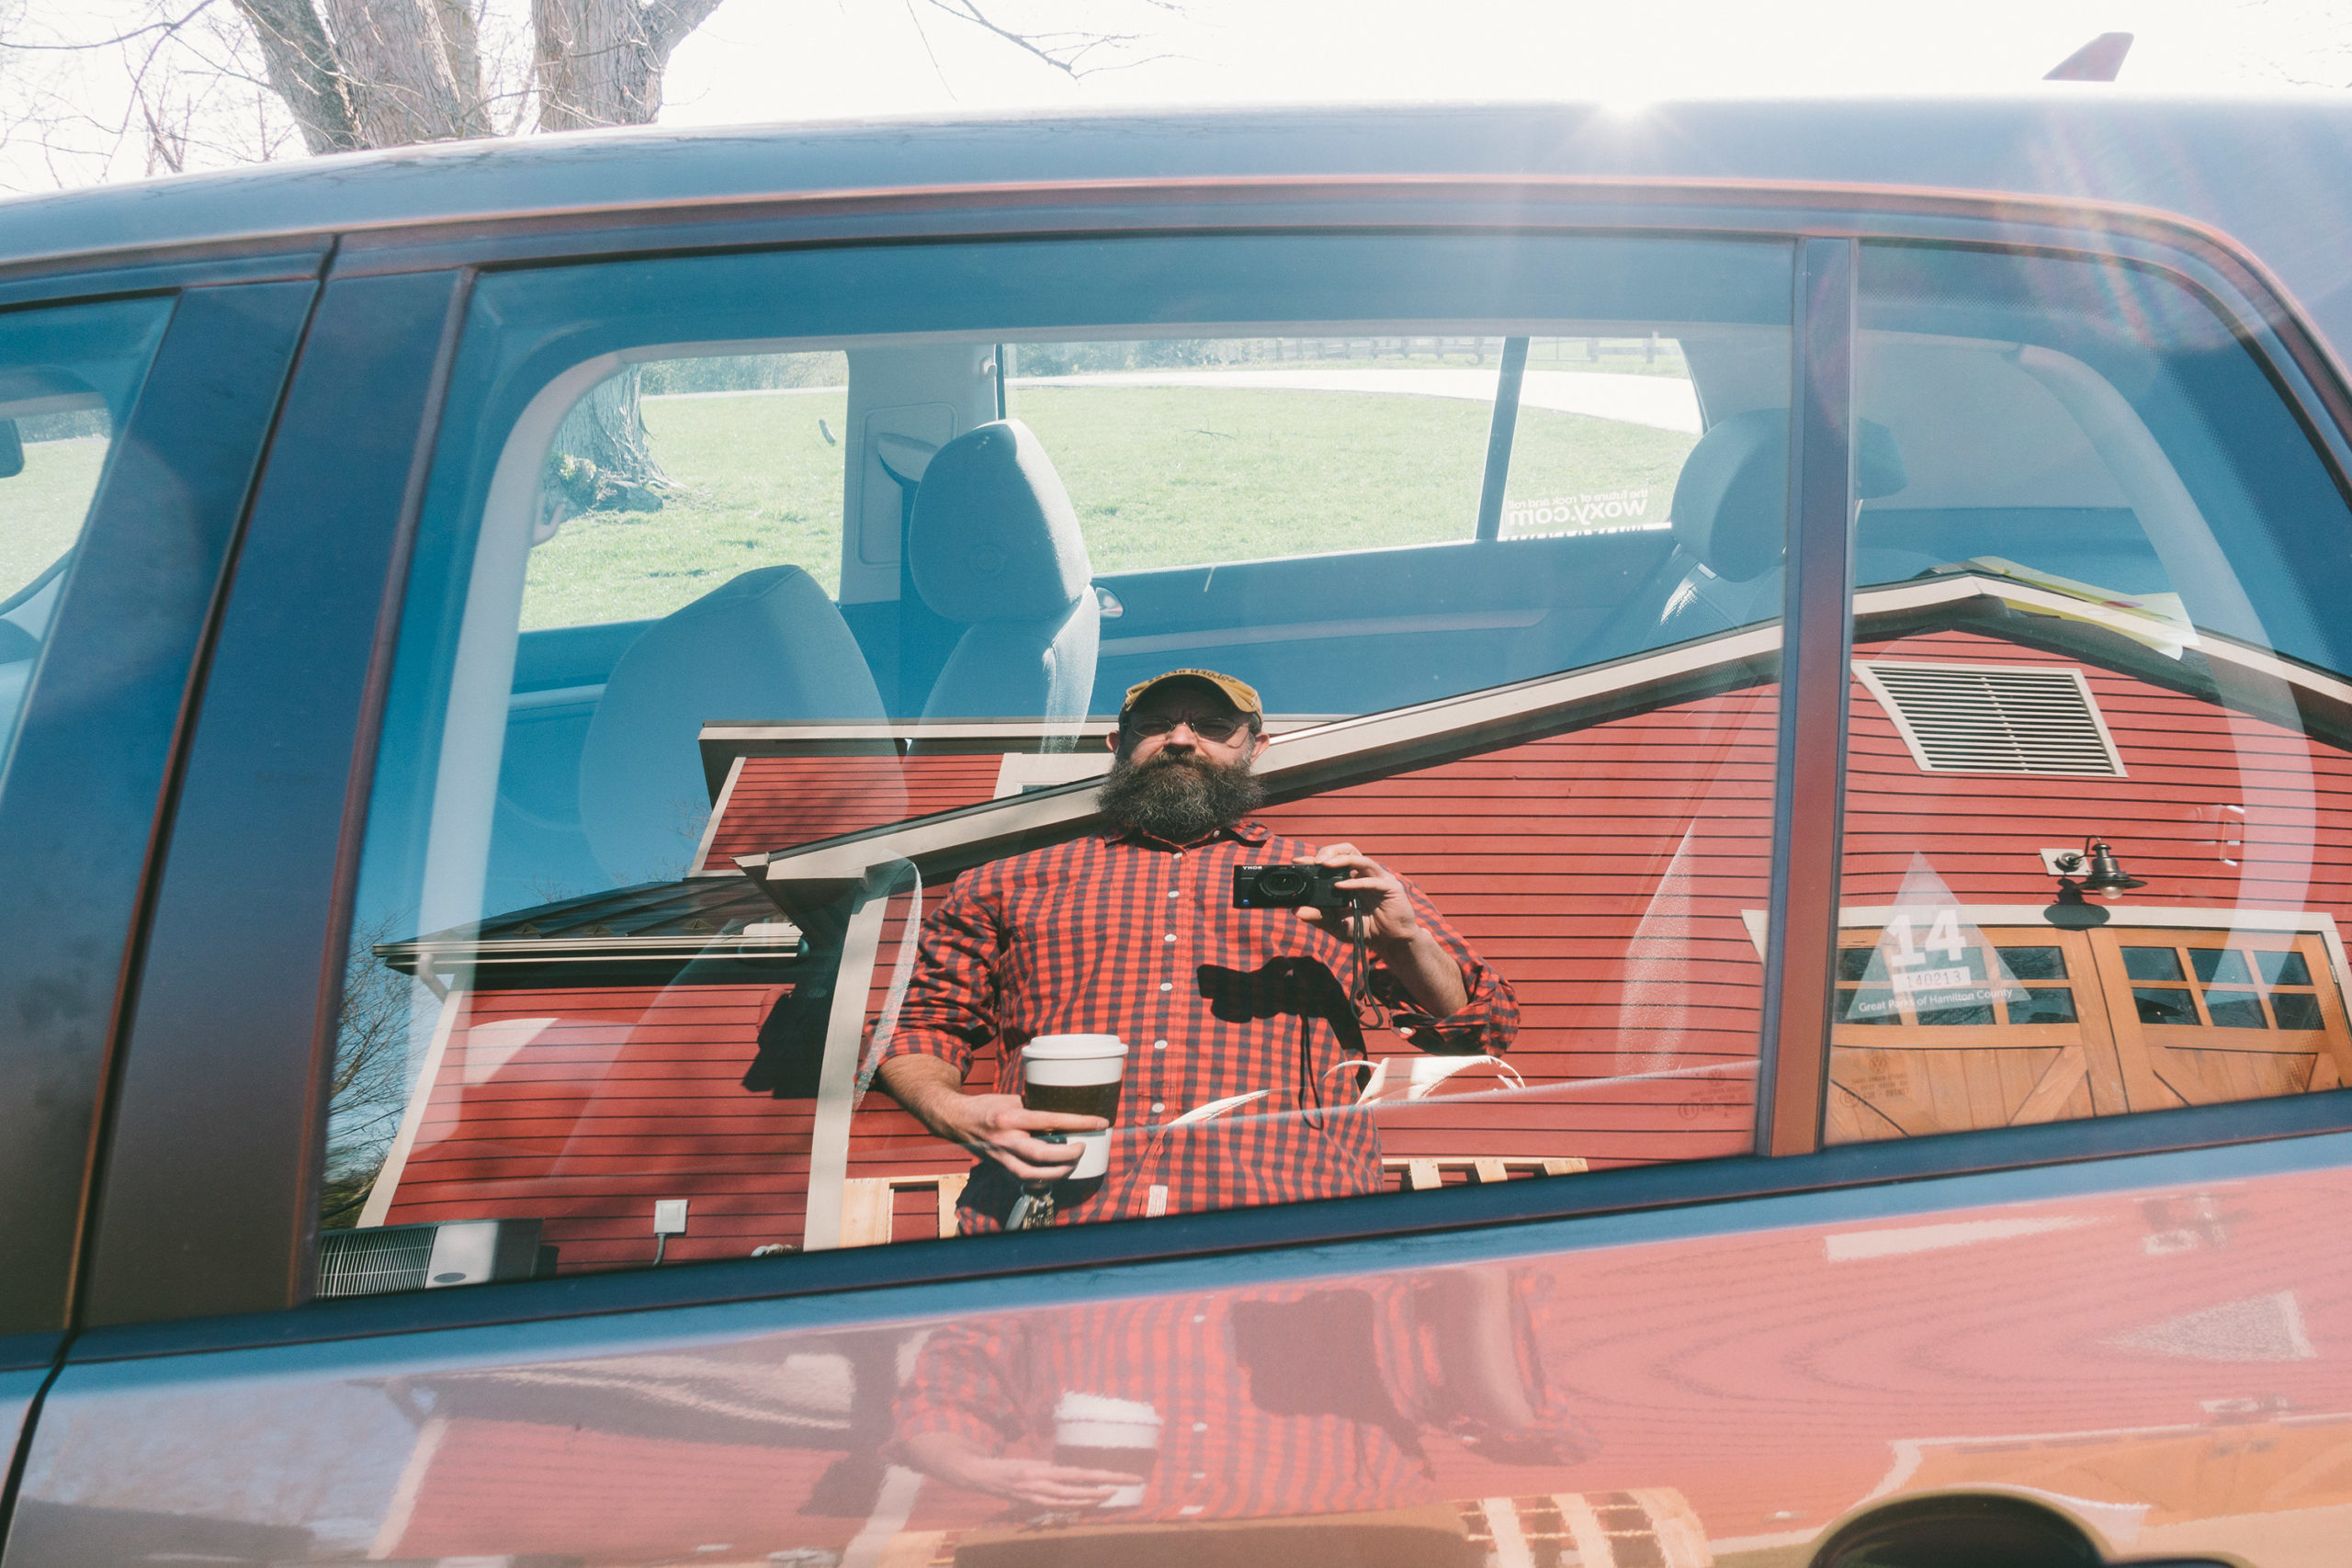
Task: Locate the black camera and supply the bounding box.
[1232,863,1356,913]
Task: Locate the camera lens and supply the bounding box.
[1256,866,1309,898]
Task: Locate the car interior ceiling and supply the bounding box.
[489,323,2189,908]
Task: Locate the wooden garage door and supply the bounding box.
[1827,926,2351,1144]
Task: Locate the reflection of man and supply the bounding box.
[875,669,1516,1233]
[891,1284,1442,1518]
[890,1269,1575,1520]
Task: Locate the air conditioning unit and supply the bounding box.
[316,1218,548,1298]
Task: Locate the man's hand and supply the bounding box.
[876,1055,1106,1183]
[1295,842,1470,1018]
[900,1430,1133,1506]
[1295,841,1421,945]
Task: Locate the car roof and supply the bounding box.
[6,96,2351,356]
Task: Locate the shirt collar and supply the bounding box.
[1104,817,1272,852]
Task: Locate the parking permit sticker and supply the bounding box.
[1849,854,2029,1021]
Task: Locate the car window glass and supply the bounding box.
[0,296,174,772]
[1004,333,1701,570]
[1828,243,2352,1145]
[521,352,848,629]
[1497,334,1699,538]
[322,233,1791,1292]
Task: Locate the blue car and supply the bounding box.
[6,97,2352,1568]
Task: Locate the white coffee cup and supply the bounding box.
[1053,1392,1160,1508]
[1020,1034,1126,1181]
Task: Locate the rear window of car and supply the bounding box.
[320,231,1793,1289]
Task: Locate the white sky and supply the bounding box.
[657,0,2352,124]
[2,0,2347,191]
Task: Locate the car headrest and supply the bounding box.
[909,419,1093,624]
[1669,410,1907,583]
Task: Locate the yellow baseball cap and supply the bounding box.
[1119,668,1263,721]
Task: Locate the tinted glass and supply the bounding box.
[1999,946,2066,981]
[523,353,848,628]
[322,233,1792,1291]
[0,298,172,773]
[2260,950,2313,987]
[1828,243,2352,1145]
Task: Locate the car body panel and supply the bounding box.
[21,1133,2352,1565]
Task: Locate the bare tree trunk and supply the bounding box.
[231,0,366,153]
[531,1,723,494]
[322,0,490,143]
[550,371,668,512]
[532,0,724,130]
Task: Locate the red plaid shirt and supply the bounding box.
[878,818,1516,1233]
[889,1283,1442,1521]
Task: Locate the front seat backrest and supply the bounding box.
[1669,409,1910,584]
[907,420,1099,732]
[579,564,892,886]
[1566,411,1907,662]
[1668,406,1791,584]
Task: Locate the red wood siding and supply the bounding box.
[384,1417,859,1564]
[379,984,812,1267]
[1844,628,2352,917]
[699,753,1003,871]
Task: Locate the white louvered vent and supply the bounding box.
[1854,660,2125,776]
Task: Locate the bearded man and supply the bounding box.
[875,669,1516,1234]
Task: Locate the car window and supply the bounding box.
[1004,333,1699,570]
[0,297,174,773]
[1829,243,2352,1143]
[322,232,1792,1291]
[521,351,848,629]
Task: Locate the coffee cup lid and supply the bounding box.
[1022,1033,1127,1060]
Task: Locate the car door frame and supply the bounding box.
[0,249,327,1354]
[51,175,2352,1359]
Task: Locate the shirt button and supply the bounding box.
[1159,981,1172,991]
[1169,889,1180,898]
[1154,1040,1168,1050]
[1193,1314,1206,1323]
[1173,852,1182,861]
[1193,1472,1208,1482]
[1192,1422,1208,1433]
[1164,932,1176,942]
[1151,1101,1165,1113]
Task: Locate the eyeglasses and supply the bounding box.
[1125,713,1247,741]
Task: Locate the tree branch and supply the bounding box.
[0,0,220,52]
[910,0,1174,79]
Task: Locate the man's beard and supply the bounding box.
[1099,749,1265,844]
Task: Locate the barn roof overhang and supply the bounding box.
[734,566,2352,916]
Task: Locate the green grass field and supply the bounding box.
[518,383,1695,629]
[0,436,108,599]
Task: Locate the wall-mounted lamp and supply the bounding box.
[2052,834,2148,897]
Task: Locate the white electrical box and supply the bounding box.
[652,1199,689,1235]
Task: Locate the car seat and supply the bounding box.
[1570,410,1907,661]
[577,564,893,886]
[904,419,1099,736]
